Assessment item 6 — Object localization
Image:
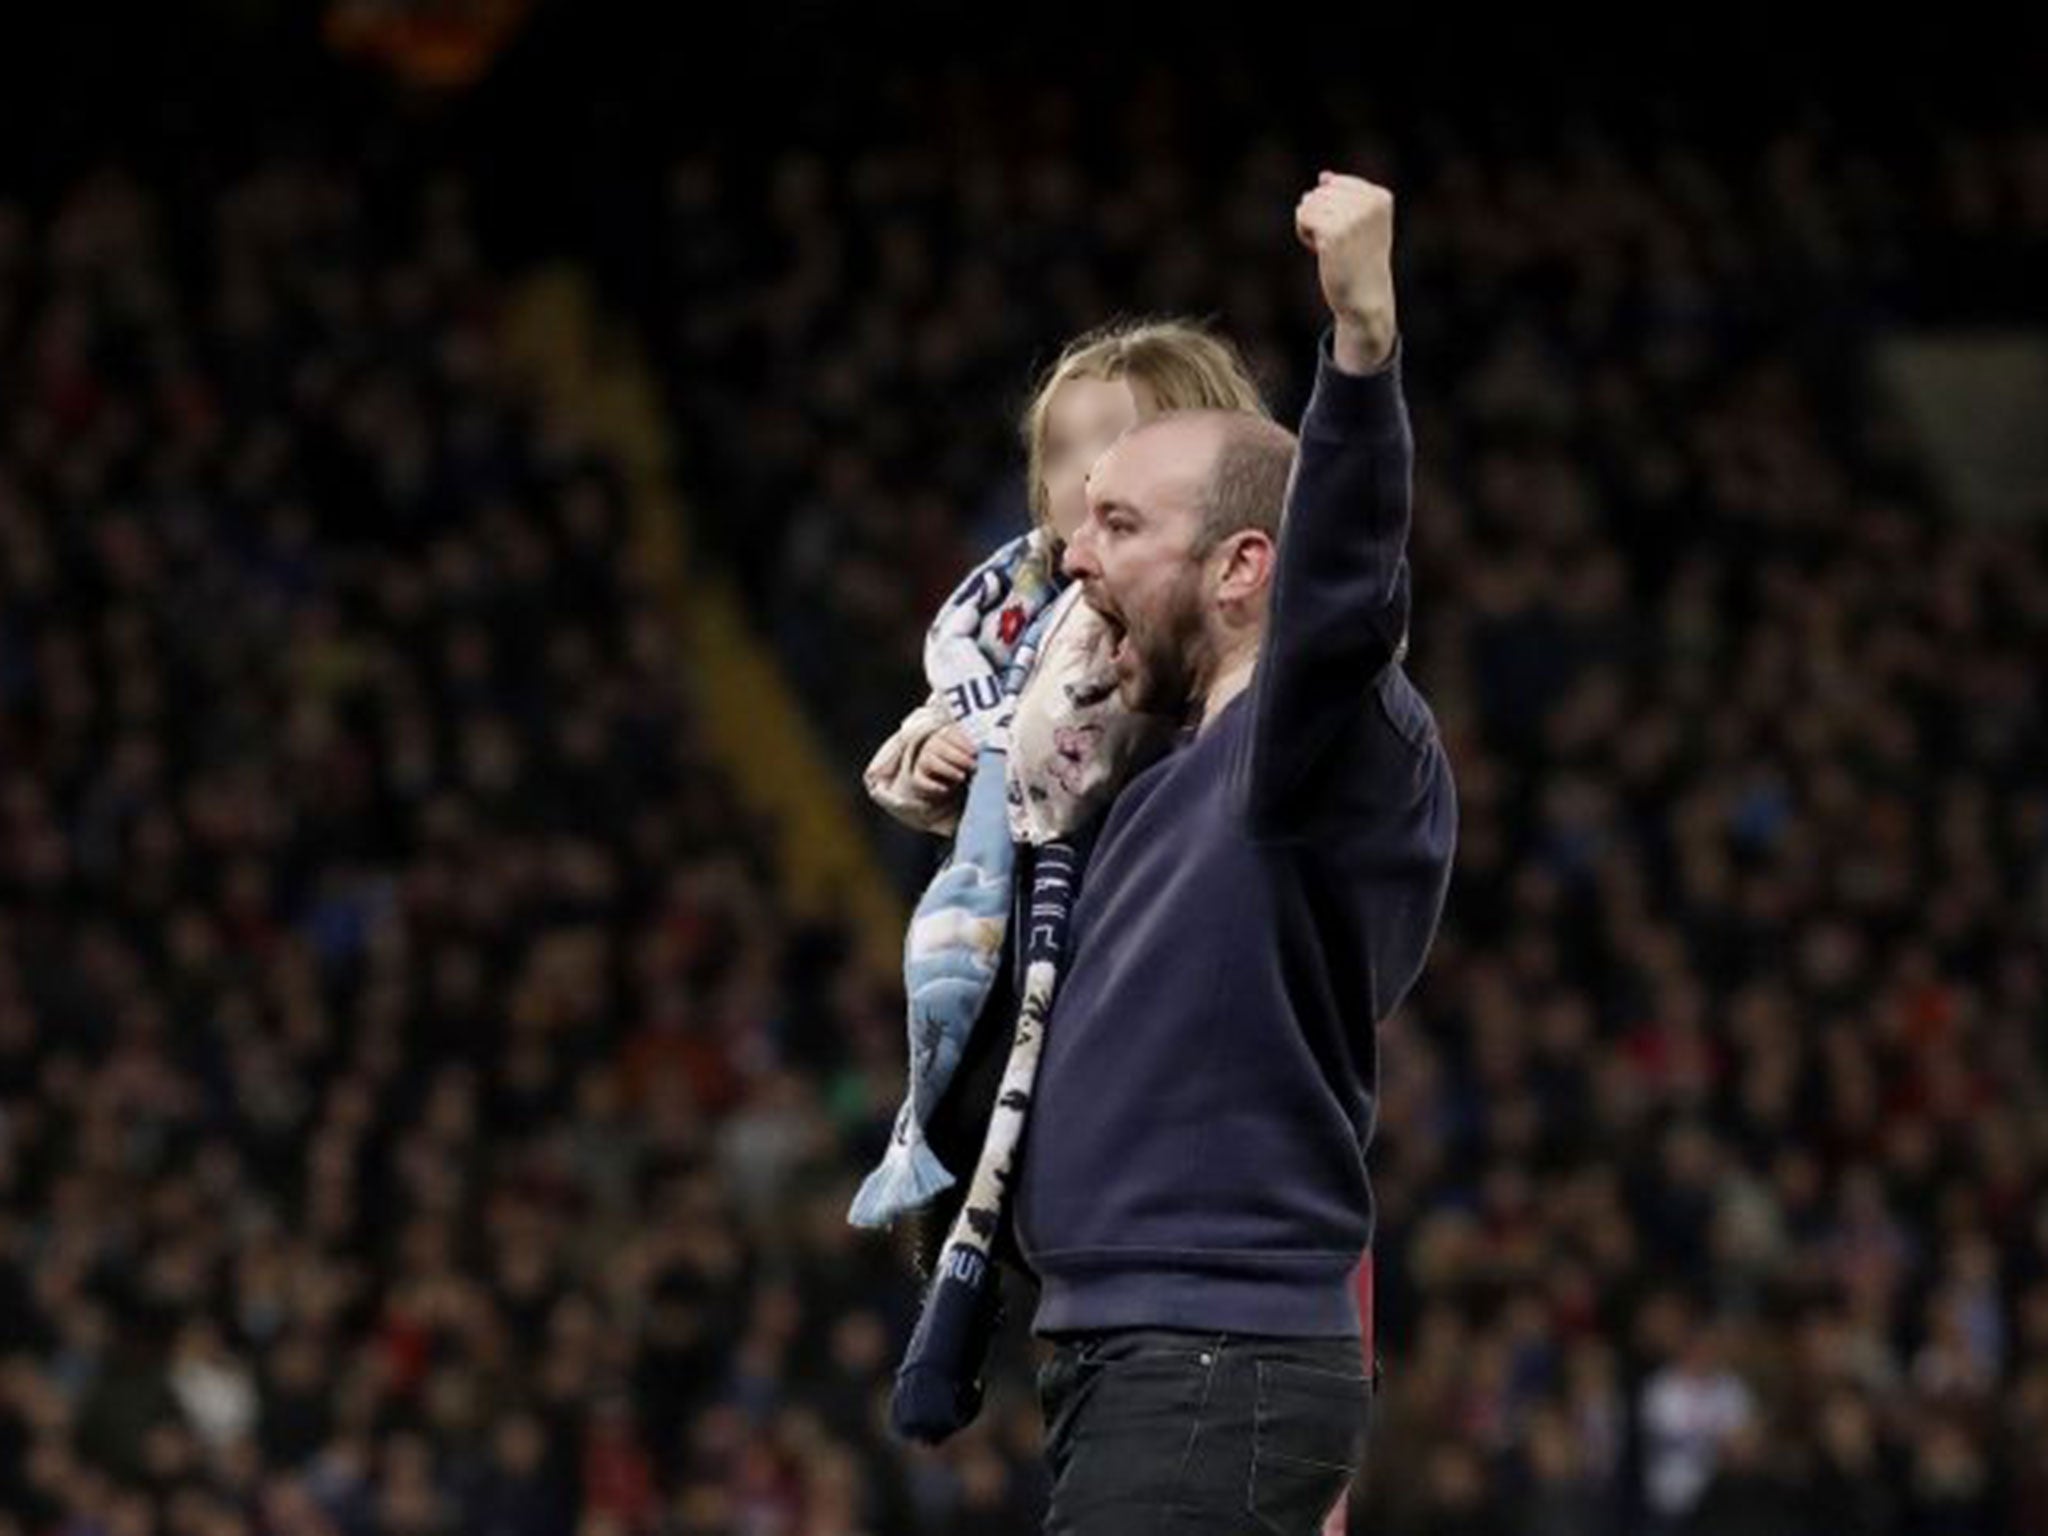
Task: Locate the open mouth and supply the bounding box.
[1093,604,1131,670]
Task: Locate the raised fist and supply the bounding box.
[1295,171,1398,372]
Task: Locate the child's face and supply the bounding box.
[1040,376,1142,542]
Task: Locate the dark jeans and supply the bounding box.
[1036,1327,1374,1535]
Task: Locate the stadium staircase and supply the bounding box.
[503,269,907,975]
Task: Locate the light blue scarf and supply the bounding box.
[847,530,1063,1229]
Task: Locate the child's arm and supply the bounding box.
[864,696,978,835]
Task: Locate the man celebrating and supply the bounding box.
[1013,173,1457,1534]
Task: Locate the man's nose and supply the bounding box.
[1062,521,1098,581]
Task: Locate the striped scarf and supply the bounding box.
[890,838,1078,1444]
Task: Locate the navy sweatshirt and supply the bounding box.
[1012,333,1457,1338]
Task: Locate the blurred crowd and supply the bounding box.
[0,162,990,1535]
[0,56,2046,1536]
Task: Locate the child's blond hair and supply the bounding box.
[1021,319,1269,530]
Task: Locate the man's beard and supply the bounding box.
[1120,568,1213,722]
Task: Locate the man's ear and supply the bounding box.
[1212,530,1276,608]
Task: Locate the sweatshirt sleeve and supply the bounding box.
[1244,330,1422,834]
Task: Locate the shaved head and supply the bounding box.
[1117,410,1298,552]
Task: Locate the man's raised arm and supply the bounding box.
[1245,173,1424,831]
